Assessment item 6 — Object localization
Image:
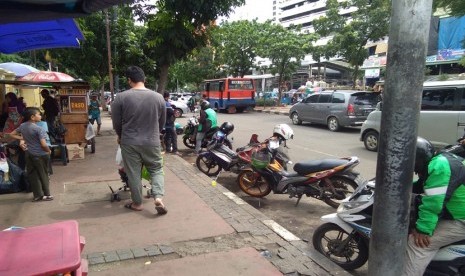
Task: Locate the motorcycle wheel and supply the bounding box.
[183,136,196,149]
[196,155,221,176]
[312,223,368,271]
[237,169,272,197]
[323,176,358,208]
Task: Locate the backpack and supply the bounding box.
[166,105,176,125]
[438,152,465,218]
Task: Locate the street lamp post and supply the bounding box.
[105,9,114,103]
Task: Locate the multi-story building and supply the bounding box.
[278,1,356,86]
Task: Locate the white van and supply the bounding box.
[360,80,465,151]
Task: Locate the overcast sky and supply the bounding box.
[221,0,274,23]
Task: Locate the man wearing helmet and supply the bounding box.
[404,137,465,275]
[195,100,217,154]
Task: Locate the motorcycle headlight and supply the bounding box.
[338,200,370,212]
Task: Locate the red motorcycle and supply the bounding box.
[236,146,362,208]
[196,133,290,177]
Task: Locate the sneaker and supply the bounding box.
[43,195,54,201]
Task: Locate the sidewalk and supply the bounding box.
[253,105,292,116]
[0,113,351,276]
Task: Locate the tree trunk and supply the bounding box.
[352,64,359,89]
[277,74,283,107]
[157,63,170,93]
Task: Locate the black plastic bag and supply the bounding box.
[0,159,25,194]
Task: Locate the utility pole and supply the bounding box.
[368,1,433,275]
[105,9,114,104]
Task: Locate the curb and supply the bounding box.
[254,109,290,116]
[83,154,351,275]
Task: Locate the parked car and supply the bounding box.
[289,90,379,131]
[169,99,189,118]
[360,80,465,151]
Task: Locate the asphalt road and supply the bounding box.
[175,111,376,275]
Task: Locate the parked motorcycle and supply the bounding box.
[182,115,232,150]
[196,129,291,177]
[312,179,465,273]
[236,143,362,208]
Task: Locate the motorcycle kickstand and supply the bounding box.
[294,195,302,207]
[212,170,223,186]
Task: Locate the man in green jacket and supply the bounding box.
[195,100,217,154]
[404,137,465,275]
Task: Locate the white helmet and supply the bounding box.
[273,124,294,140]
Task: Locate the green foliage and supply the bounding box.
[257,22,312,103]
[434,0,465,16]
[312,0,391,86]
[459,56,465,68]
[256,98,277,107]
[46,6,147,91]
[213,20,262,77]
[168,46,221,91]
[438,74,449,81]
[133,0,245,92]
[0,54,29,64]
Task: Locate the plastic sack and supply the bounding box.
[0,159,23,194]
[0,152,8,173]
[115,146,123,167]
[85,123,95,140]
[141,166,150,181]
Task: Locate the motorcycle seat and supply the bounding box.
[205,127,219,139]
[293,159,349,175]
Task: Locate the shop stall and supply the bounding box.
[0,79,94,163]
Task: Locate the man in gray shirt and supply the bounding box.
[111,66,167,215]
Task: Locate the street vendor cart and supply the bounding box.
[0,78,95,165]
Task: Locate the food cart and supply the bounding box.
[0,79,95,164]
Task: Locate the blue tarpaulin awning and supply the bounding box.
[0,18,84,54]
[0,0,134,24]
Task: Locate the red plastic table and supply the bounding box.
[0,220,83,276]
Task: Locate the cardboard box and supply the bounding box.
[67,144,85,161]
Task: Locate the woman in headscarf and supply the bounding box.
[3,92,25,134]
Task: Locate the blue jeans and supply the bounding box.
[195,132,205,154]
[120,144,164,205]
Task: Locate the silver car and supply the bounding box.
[360,80,465,151]
[169,99,189,118]
[289,90,379,131]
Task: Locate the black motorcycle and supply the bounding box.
[313,179,465,274]
[182,115,232,150]
[196,133,291,177]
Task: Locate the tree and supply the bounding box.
[51,6,147,91]
[258,22,311,105]
[213,20,262,77]
[312,0,391,87]
[169,46,222,91]
[133,0,245,93]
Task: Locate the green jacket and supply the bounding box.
[197,108,217,132]
[415,154,465,235]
